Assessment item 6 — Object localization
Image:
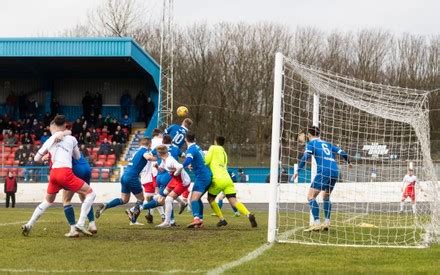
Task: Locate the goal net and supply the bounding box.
[267,53,440,248]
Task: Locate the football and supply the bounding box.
[176,106,189,117]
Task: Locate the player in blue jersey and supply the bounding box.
[293,126,350,232]
[164,118,193,149]
[182,133,212,228]
[95,138,152,221]
[62,155,97,237]
[129,135,187,225]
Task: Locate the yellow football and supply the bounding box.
[176,106,189,117]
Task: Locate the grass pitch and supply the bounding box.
[1,206,440,274]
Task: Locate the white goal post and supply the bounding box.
[268,52,440,248]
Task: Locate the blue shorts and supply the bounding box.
[157,172,172,196]
[310,174,338,192]
[72,164,91,184]
[192,176,212,193]
[121,174,143,195]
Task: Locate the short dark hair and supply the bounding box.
[215,136,226,146]
[140,137,151,147]
[162,135,172,144]
[152,128,162,137]
[185,132,195,143]
[307,126,320,137]
[52,115,66,127]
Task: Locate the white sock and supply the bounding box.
[157,206,165,216]
[27,201,52,227]
[324,218,330,224]
[164,196,174,224]
[77,191,96,227]
[313,220,320,225]
[70,225,76,232]
[89,221,96,228]
[412,204,416,214]
[400,202,404,211]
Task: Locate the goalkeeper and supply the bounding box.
[293,126,350,232]
[205,136,257,228]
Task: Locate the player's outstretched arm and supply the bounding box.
[34,135,57,161]
[331,144,350,164]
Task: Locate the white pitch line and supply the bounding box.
[0,221,30,227]
[207,228,303,275]
[342,213,368,223]
[0,268,206,274]
[206,243,273,275]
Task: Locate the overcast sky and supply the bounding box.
[0,0,438,37]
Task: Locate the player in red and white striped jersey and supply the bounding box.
[400,169,417,214]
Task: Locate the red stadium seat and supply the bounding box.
[107,154,116,160]
[14,160,20,166]
[92,172,100,179]
[92,168,100,174]
[3,147,11,153]
[5,159,13,166]
[0,168,8,177]
[95,161,104,167]
[105,160,114,167]
[98,155,107,161]
[8,153,15,160]
[92,147,99,153]
[101,172,109,180]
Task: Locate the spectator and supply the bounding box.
[82,91,93,119]
[0,118,5,134]
[228,169,238,183]
[94,92,103,116]
[18,152,28,166]
[112,130,127,144]
[145,97,155,127]
[24,144,32,157]
[43,112,52,127]
[72,118,82,137]
[50,97,59,117]
[26,97,38,117]
[88,112,97,128]
[111,141,122,159]
[91,129,99,143]
[98,138,111,155]
[121,114,132,133]
[18,92,27,119]
[108,118,119,135]
[4,171,18,208]
[6,91,17,118]
[120,90,132,118]
[21,132,33,145]
[34,125,44,141]
[237,168,248,183]
[95,114,104,129]
[135,90,147,121]
[5,131,17,147]
[15,145,25,160]
[24,156,36,182]
[40,131,50,143]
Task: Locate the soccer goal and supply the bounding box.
[267,52,440,248]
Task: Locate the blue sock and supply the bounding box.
[106,198,124,209]
[191,200,200,218]
[308,199,320,222]
[87,206,95,222]
[231,206,238,213]
[63,205,76,225]
[323,199,331,220]
[198,199,204,219]
[143,199,158,210]
[218,200,224,209]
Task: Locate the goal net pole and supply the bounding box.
[268,52,283,243]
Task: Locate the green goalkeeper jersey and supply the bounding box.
[204,145,230,180]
